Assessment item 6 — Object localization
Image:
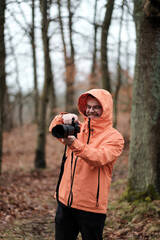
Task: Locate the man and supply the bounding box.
[49,89,124,240]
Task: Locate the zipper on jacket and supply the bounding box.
[87,117,91,144]
[96,169,100,207]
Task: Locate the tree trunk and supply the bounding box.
[0,0,6,174]
[57,0,75,112]
[89,0,99,89]
[49,78,57,123]
[113,0,124,127]
[18,92,23,126]
[35,0,54,168]
[31,0,39,123]
[65,57,75,112]
[101,0,115,92]
[65,0,76,112]
[3,89,13,131]
[128,0,160,196]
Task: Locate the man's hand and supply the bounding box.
[61,114,78,145]
[62,136,76,146]
[62,114,79,125]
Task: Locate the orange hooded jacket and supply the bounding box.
[49,89,124,214]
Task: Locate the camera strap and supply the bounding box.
[56,145,67,203]
[67,155,78,207]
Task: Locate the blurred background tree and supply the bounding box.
[34,0,56,168]
[0,0,6,174]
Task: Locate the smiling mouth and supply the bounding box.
[88,114,99,118]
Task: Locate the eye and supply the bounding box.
[87,105,91,109]
[94,106,101,110]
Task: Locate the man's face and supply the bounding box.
[86,97,102,119]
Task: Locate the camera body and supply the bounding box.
[52,118,80,138]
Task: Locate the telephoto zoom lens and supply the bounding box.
[52,124,75,138]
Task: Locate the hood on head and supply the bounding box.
[78,89,113,123]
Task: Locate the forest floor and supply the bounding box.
[0,112,160,240]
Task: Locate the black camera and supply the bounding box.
[52,118,80,138]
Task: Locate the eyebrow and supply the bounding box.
[87,105,102,108]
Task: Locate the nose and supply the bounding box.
[89,107,94,112]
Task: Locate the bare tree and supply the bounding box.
[31,0,39,123]
[34,0,55,168]
[89,0,99,89]
[0,0,6,174]
[101,0,115,92]
[9,0,39,123]
[7,25,23,126]
[113,0,124,127]
[128,0,160,199]
[57,0,76,112]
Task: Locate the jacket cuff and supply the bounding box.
[49,114,63,132]
[69,138,84,152]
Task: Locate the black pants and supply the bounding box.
[55,203,106,240]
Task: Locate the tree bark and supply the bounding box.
[49,78,57,123]
[113,0,124,127]
[31,0,39,123]
[101,0,115,92]
[89,0,99,89]
[66,0,76,112]
[35,0,55,168]
[128,0,160,195]
[0,0,6,174]
[57,0,75,112]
